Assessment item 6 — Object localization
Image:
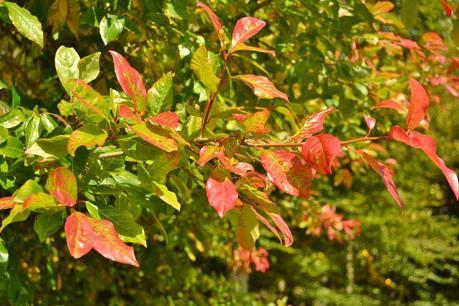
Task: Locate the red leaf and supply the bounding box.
[260,150,313,198]
[301,134,343,174]
[147,112,179,129]
[109,50,147,116]
[46,167,78,207]
[268,213,293,247]
[292,108,334,141]
[235,75,288,101]
[373,99,406,112]
[406,79,430,130]
[91,218,139,267]
[119,105,141,122]
[228,162,254,176]
[390,125,458,200]
[358,150,404,208]
[440,0,453,17]
[231,17,266,48]
[65,212,139,266]
[205,169,239,218]
[0,196,15,210]
[197,2,225,49]
[65,212,96,259]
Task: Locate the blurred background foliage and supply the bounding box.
[0,0,458,305]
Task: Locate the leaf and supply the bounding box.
[48,0,68,34]
[298,108,334,139]
[231,17,266,48]
[45,167,78,207]
[364,115,376,133]
[242,109,270,134]
[152,182,181,211]
[4,2,44,48]
[147,112,179,129]
[0,204,31,232]
[25,114,42,148]
[191,45,220,93]
[358,150,404,208]
[64,211,96,258]
[237,205,259,251]
[66,0,80,39]
[67,124,107,156]
[99,15,125,45]
[147,72,173,115]
[373,99,406,112]
[301,134,342,174]
[451,20,459,46]
[235,75,288,101]
[198,145,225,166]
[65,212,139,266]
[0,197,15,210]
[229,43,275,57]
[99,206,147,247]
[205,169,238,218]
[401,0,418,29]
[0,136,23,158]
[67,79,109,123]
[268,213,293,247]
[406,79,429,130]
[109,50,147,115]
[260,150,312,198]
[25,135,69,160]
[390,126,458,200]
[55,46,80,91]
[197,2,225,46]
[78,52,101,83]
[34,212,65,242]
[129,122,178,152]
[23,192,59,211]
[440,0,453,17]
[13,179,43,201]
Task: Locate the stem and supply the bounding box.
[201,58,230,135]
[243,136,389,148]
[98,151,124,159]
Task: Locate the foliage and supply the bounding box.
[0,0,458,304]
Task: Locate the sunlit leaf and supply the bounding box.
[301,134,342,174]
[5,2,44,48]
[147,72,173,115]
[234,74,288,101]
[231,17,266,48]
[152,182,181,211]
[45,167,78,207]
[205,169,238,218]
[67,124,107,156]
[191,45,220,93]
[100,15,125,45]
[129,122,178,152]
[237,205,259,251]
[406,79,429,130]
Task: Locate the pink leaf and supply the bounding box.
[65,212,139,267]
[301,134,343,174]
[268,213,293,247]
[235,74,288,101]
[65,212,96,259]
[260,150,313,198]
[0,196,15,210]
[228,162,255,176]
[109,50,147,116]
[364,115,376,133]
[197,2,223,34]
[292,108,334,141]
[231,17,266,48]
[205,169,239,218]
[119,105,141,122]
[147,112,179,129]
[358,150,404,208]
[390,125,458,200]
[406,79,430,130]
[46,167,78,207]
[373,99,407,112]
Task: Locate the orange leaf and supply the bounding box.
[205,169,238,218]
[231,17,266,48]
[235,74,288,101]
[301,134,343,174]
[406,79,429,130]
[0,196,15,210]
[46,167,78,207]
[147,112,179,129]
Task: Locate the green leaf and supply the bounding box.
[78,52,101,83]
[130,122,178,152]
[13,179,43,202]
[67,79,110,123]
[0,237,8,267]
[55,46,80,91]
[191,45,220,93]
[237,205,259,251]
[152,181,181,211]
[99,15,125,45]
[0,205,31,232]
[25,114,42,148]
[401,0,418,29]
[147,72,173,115]
[4,1,44,48]
[0,109,26,129]
[0,136,23,158]
[24,192,59,212]
[33,212,65,242]
[25,135,69,160]
[67,124,107,156]
[99,206,147,247]
[0,80,7,90]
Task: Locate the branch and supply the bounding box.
[242,136,390,148]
